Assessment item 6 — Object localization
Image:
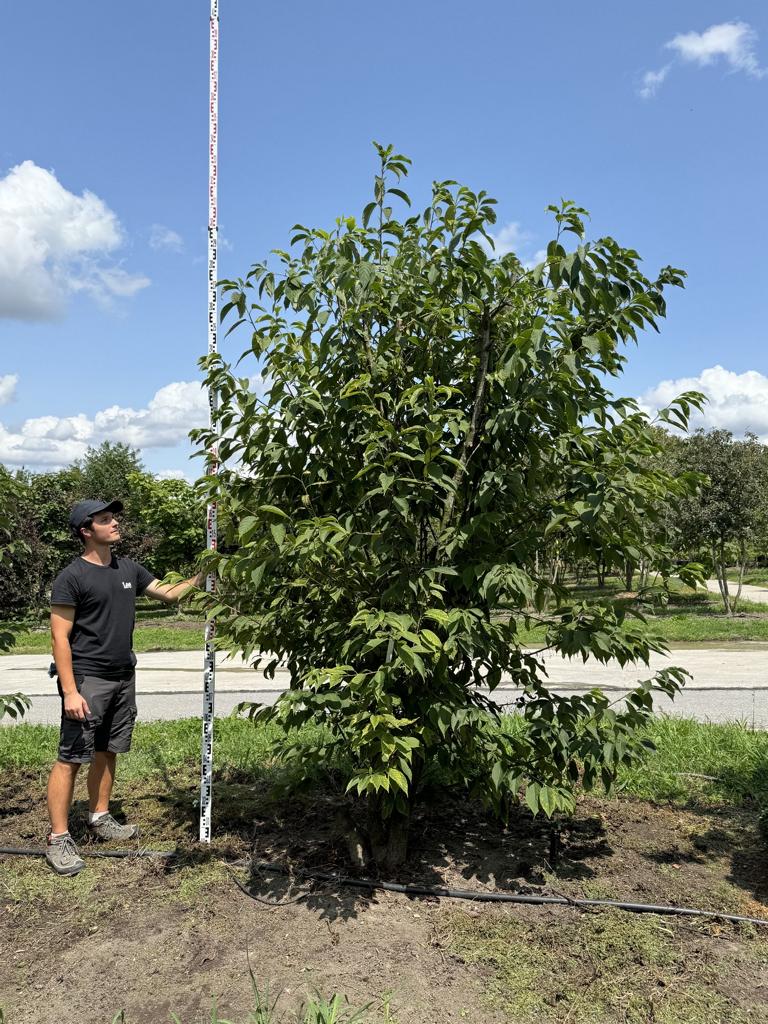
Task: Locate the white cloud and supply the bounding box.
[522,248,547,271]
[638,366,768,442]
[93,381,210,449]
[667,21,766,77]
[0,374,271,472]
[640,21,766,98]
[93,267,151,297]
[154,469,189,481]
[0,379,208,470]
[481,223,549,269]
[639,64,671,99]
[150,224,184,253]
[482,221,529,257]
[0,160,149,320]
[0,374,18,406]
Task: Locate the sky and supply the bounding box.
[1,1,766,479]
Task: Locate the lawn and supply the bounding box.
[5,581,768,656]
[5,603,205,655]
[2,716,768,1023]
[727,569,768,587]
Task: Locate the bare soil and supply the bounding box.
[2,769,768,1023]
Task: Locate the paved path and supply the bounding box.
[705,580,768,604]
[3,647,768,727]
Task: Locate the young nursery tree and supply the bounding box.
[192,145,704,866]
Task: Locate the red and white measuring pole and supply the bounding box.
[200,0,219,843]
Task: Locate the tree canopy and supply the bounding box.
[193,145,706,864]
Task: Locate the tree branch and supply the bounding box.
[439,312,493,536]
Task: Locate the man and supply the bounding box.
[46,498,202,876]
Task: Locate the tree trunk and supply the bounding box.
[550,556,561,586]
[367,798,411,871]
[624,562,634,592]
[596,556,606,588]
[639,558,649,589]
[734,539,747,611]
[714,541,732,615]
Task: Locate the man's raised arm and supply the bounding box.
[143,572,205,606]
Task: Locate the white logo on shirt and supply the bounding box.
[122,581,133,589]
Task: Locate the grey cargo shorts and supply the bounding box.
[57,672,137,764]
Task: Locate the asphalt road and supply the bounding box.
[3,646,768,727]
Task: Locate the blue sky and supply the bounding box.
[1,1,766,478]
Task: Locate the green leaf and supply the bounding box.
[387,187,412,206]
[525,783,540,815]
[258,505,289,518]
[539,786,557,817]
[388,769,409,794]
[269,523,286,548]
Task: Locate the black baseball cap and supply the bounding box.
[69,499,124,533]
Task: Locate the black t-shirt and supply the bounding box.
[50,555,156,676]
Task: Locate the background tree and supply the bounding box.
[0,466,31,718]
[126,471,205,579]
[76,441,145,501]
[76,442,154,562]
[672,429,768,614]
[0,453,205,619]
[175,149,706,864]
[0,468,82,618]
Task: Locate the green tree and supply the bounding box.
[126,472,205,579]
[77,441,145,500]
[0,467,83,619]
[76,442,154,562]
[193,145,703,866]
[0,466,31,719]
[672,429,768,613]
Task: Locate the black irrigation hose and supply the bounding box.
[247,861,768,927]
[3,846,768,927]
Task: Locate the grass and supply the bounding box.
[3,600,204,654]
[449,907,764,1023]
[0,990,399,1024]
[0,716,293,777]
[532,576,768,644]
[727,569,768,587]
[615,716,768,806]
[6,621,205,655]
[4,714,768,813]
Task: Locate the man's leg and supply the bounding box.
[46,675,98,873]
[47,760,81,834]
[46,759,87,875]
[87,674,139,840]
[87,750,116,813]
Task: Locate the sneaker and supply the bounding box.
[87,812,140,842]
[46,832,86,876]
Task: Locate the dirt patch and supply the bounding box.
[2,770,768,1023]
